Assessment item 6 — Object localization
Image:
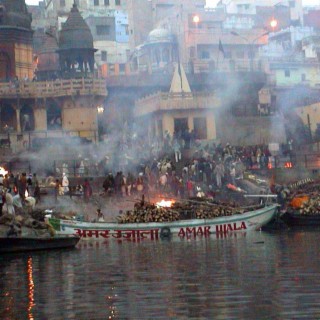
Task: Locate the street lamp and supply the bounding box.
[230,31,269,71]
[97,105,104,114]
[97,105,105,141]
[192,15,200,25]
[270,19,278,32]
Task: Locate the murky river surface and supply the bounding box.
[1,229,320,320]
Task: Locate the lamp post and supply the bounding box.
[230,31,269,71]
[97,105,105,141]
[192,15,200,61]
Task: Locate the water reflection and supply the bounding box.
[1,231,320,319]
[27,257,35,319]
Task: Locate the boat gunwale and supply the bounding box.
[49,204,278,230]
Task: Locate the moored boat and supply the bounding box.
[47,204,278,241]
[0,235,80,253]
[281,210,320,226]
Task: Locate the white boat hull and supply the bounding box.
[47,204,278,241]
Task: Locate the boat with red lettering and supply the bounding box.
[47,203,278,241]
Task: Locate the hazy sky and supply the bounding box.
[25,0,320,5]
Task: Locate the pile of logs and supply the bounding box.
[117,205,180,224]
[117,199,247,224]
[299,196,320,215]
[285,179,320,215]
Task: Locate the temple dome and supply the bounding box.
[0,0,32,29]
[37,32,59,72]
[147,28,175,44]
[58,3,94,51]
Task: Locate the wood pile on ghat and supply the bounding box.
[116,198,250,224]
[298,196,320,215]
[287,179,320,215]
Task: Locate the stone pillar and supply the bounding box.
[34,106,47,131]
[15,108,21,133]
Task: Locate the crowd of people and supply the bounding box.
[98,140,274,200]
[0,131,277,213]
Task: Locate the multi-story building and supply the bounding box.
[34,0,130,71]
[0,2,107,153]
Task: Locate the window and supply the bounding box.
[201,51,210,59]
[119,64,126,73]
[236,51,244,59]
[224,51,232,59]
[285,70,290,77]
[101,51,107,61]
[104,0,109,5]
[289,0,295,7]
[60,0,66,6]
[115,0,121,5]
[96,25,110,35]
[94,0,99,5]
[301,73,306,81]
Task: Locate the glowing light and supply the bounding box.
[25,189,29,198]
[0,167,8,176]
[270,19,278,29]
[156,200,175,208]
[284,162,293,169]
[192,15,200,24]
[97,105,104,114]
[27,257,35,320]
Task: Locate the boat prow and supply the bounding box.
[0,235,80,253]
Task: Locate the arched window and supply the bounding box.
[20,105,34,131]
[47,103,62,130]
[0,104,16,132]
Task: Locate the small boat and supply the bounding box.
[0,235,80,253]
[281,210,320,226]
[47,204,278,241]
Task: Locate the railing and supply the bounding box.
[0,129,98,153]
[0,78,107,99]
[135,92,221,116]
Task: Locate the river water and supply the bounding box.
[1,229,320,320]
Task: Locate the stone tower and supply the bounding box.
[57,2,96,78]
[0,0,33,80]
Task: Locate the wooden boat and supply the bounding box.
[281,210,320,226]
[47,204,278,241]
[0,235,80,253]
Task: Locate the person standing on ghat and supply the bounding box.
[0,183,4,217]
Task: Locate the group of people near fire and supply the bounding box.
[0,172,39,216]
[0,127,284,216]
[99,138,273,200]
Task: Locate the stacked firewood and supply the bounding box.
[117,200,246,224]
[117,203,180,224]
[299,196,320,215]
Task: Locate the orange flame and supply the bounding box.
[156,200,175,208]
[0,167,8,176]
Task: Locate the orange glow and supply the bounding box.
[27,257,35,320]
[284,162,293,168]
[268,162,273,169]
[0,166,8,176]
[193,15,200,24]
[270,19,278,29]
[156,200,175,208]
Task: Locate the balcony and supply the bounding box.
[135,91,221,117]
[0,78,107,99]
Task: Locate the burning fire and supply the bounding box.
[156,199,175,208]
[0,167,8,176]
